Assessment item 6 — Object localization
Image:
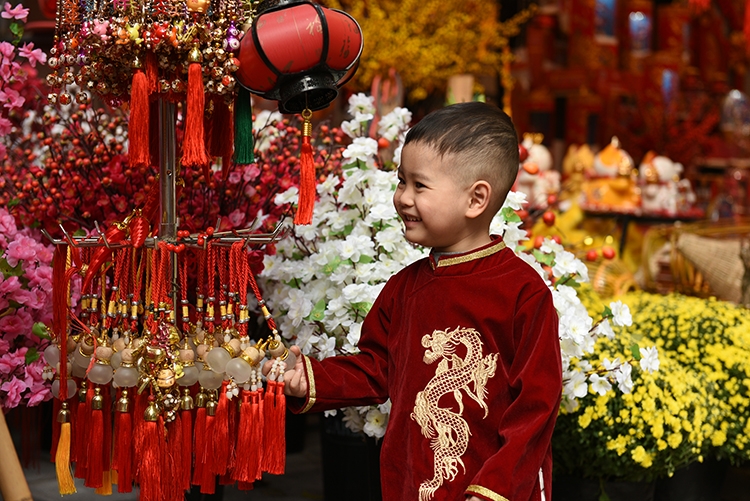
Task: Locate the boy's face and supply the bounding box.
[394,142,478,253]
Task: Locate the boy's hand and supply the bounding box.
[261,345,308,398]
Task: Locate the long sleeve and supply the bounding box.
[287,281,393,414]
[465,289,562,501]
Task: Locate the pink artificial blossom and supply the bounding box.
[0,87,24,110]
[18,42,46,67]
[0,378,28,409]
[0,275,21,296]
[25,380,50,406]
[243,163,261,182]
[0,308,33,342]
[0,116,11,136]
[25,264,52,291]
[5,234,37,266]
[0,348,25,374]
[244,184,257,198]
[228,209,247,229]
[0,208,18,241]
[228,171,242,184]
[0,41,13,59]
[1,3,29,21]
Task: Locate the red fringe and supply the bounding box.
[745,0,750,49]
[191,406,206,487]
[129,69,150,168]
[135,417,167,501]
[145,50,158,95]
[167,414,184,501]
[238,481,255,491]
[73,387,94,478]
[182,62,209,169]
[232,390,254,483]
[181,409,193,492]
[254,388,264,480]
[212,382,230,477]
[102,385,112,473]
[81,225,127,294]
[132,391,148,480]
[261,380,286,475]
[199,413,217,494]
[84,393,104,488]
[115,407,133,493]
[294,134,316,225]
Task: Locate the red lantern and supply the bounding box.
[236,0,363,114]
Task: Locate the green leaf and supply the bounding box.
[630,343,642,361]
[602,305,612,318]
[33,322,51,340]
[25,347,40,365]
[351,301,373,315]
[9,22,24,43]
[307,298,327,322]
[0,258,24,278]
[358,255,374,264]
[74,228,87,237]
[7,198,20,208]
[501,206,522,223]
[322,256,342,274]
[532,249,554,266]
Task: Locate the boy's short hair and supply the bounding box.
[404,102,519,211]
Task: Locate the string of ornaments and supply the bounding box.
[45,222,294,499]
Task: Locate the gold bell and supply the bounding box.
[91,388,103,410]
[117,390,130,413]
[195,390,207,408]
[144,402,160,422]
[57,402,71,424]
[181,389,194,411]
[205,392,217,417]
[78,380,88,402]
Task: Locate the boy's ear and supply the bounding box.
[466,180,491,219]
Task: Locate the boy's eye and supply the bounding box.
[415,182,426,189]
[397,176,405,185]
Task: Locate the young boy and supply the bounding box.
[278,102,561,501]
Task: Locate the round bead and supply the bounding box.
[113,366,139,387]
[198,368,224,389]
[178,365,200,386]
[225,357,252,384]
[87,363,114,385]
[43,344,61,367]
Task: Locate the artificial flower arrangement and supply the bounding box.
[259,93,658,439]
[0,207,55,410]
[617,292,750,465]
[552,288,750,488]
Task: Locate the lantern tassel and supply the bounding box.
[115,392,133,493]
[55,405,77,495]
[191,405,206,487]
[212,381,231,477]
[745,0,750,49]
[129,61,150,169]
[183,45,210,173]
[294,109,315,225]
[232,390,254,483]
[261,379,285,475]
[233,87,254,165]
[181,407,193,492]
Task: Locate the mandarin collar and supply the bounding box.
[428,237,506,270]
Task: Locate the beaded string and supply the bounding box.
[205,242,217,335]
[179,250,189,331]
[218,247,230,338]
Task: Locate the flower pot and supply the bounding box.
[654,459,728,501]
[320,414,382,501]
[554,475,655,501]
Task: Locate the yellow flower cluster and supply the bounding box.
[554,291,750,482]
[621,292,750,465]
[554,328,710,481]
[322,0,534,100]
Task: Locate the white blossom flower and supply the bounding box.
[363,408,388,438]
[563,371,588,399]
[588,373,612,396]
[274,186,299,206]
[593,318,615,339]
[342,407,365,433]
[502,191,527,210]
[609,301,632,327]
[615,362,634,394]
[639,346,660,373]
[343,137,379,166]
[347,92,376,117]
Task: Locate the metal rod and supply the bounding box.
[158,100,180,319]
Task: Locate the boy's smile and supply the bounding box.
[394,142,492,253]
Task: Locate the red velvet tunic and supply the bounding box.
[290,238,562,501]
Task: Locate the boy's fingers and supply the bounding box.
[261,359,273,376]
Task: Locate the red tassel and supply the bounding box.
[135,411,166,501]
[238,481,255,491]
[200,411,217,494]
[84,388,104,488]
[294,111,316,225]
[129,67,150,168]
[745,0,750,49]
[167,414,184,501]
[232,390,254,483]
[254,388,264,480]
[115,404,133,493]
[182,49,210,170]
[73,385,93,478]
[96,385,113,494]
[191,406,206,487]
[81,225,127,294]
[181,408,193,492]
[212,381,230,476]
[261,380,286,475]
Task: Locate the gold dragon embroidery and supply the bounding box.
[411,326,498,501]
